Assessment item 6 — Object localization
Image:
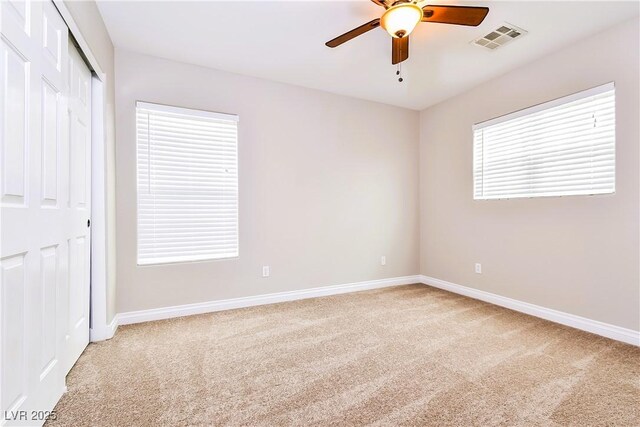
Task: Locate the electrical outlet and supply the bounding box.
[262,266,270,277]
[381,256,386,266]
[475,263,482,274]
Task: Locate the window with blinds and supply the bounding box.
[473,83,615,200]
[136,102,239,265]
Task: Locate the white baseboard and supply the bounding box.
[420,275,640,346]
[89,314,119,342]
[117,275,422,326]
[104,274,639,347]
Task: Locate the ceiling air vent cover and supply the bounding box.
[472,23,527,50]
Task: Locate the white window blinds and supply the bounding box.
[473,83,615,200]
[136,102,239,265]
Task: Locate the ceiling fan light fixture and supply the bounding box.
[380,3,423,38]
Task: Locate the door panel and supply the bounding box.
[39,246,57,375]
[41,79,59,206]
[0,254,27,416]
[69,238,85,327]
[40,0,64,91]
[64,37,91,375]
[1,41,28,206]
[1,1,90,424]
[70,116,88,207]
[4,0,28,29]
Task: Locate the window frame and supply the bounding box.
[472,82,616,201]
[135,101,240,266]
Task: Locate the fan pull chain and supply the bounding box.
[396,63,403,83]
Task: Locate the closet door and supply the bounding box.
[64,36,91,375]
[0,1,90,424]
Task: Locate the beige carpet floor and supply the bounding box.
[49,284,639,426]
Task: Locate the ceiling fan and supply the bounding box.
[326,1,489,65]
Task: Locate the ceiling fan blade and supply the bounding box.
[422,5,489,26]
[370,0,388,8]
[392,36,409,65]
[325,19,381,48]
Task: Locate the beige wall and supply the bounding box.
[68,2,638,331]
[64,0,118,323]
[419,18,640,331]
[115,50,420,313]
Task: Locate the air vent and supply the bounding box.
[472,23,527,50]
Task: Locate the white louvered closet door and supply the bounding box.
[136,102,239,265]
[473,83,615,200]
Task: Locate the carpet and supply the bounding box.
[48,284,640,426]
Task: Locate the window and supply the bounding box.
[136,102,239,265]
[473,83,615,200]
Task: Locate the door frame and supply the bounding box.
[52,1,113,342]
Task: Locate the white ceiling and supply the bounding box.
[97,1,639,110]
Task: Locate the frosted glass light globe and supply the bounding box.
[380,4,423,38]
